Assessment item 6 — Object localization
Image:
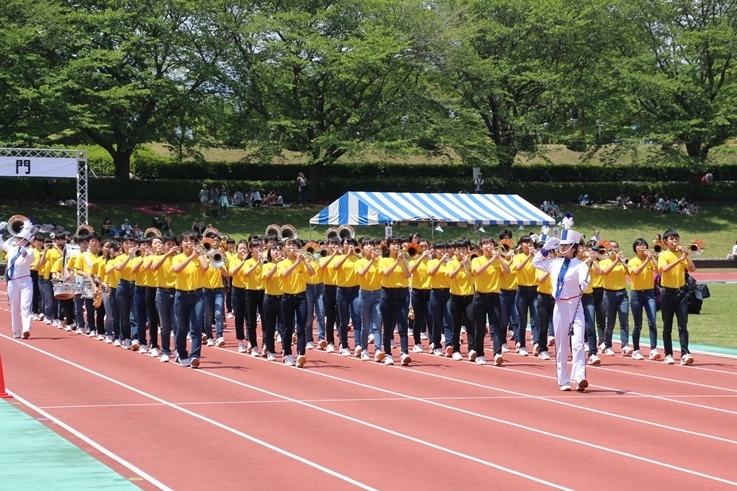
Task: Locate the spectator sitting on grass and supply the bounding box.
[232,189,245,207]
[102,217,113,236]
[728,241,737,260]
[250,188,262,208]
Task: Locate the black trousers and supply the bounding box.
[233,286,247,341]
[472,292,502,357]
[245,289,264,346]
[145,286,160,349]
[323,284,338,345]
[661,287,690,356]
[450,294,474,353]
[536,293,555,353]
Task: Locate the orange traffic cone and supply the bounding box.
[0,354,11,398]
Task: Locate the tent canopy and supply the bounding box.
[310,192,554,227]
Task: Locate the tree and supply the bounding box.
[614,0,737,177]
[432,0,622,181]
[211,0,435,192]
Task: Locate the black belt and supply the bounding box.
[662,286,684,293]
[159,287,176,293]
[518,285,537,290]
[604,288,626,293]
[176,288,204,295]
[282,292,306,297]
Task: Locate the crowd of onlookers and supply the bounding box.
[626,193,700,214]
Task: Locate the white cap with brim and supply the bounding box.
[559,229,582,245]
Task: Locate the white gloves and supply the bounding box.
[543,237,560,251]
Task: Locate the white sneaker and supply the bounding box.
[131,340,140,351]
[179,357,191,368]
[390,340,397,349]
[384,355,394,366]
[238,342,248,353]
[216,337,226,347]
[538,351,551,361]
[664,355,676,365]
[361,352,370,361]
[412,344,423,353]
[87,330,96,338]
[507,330,514,341]
[44,319,52,325]
[632,350,644,360]
[65,325,74,332]
[149,347,160,358]
[494,354,504,366]
[206,339,215,347]
[97,334,105,341]
[159,354,170,363]
[532,343,540,356]
[501,345,510,353]
[267,352,277,362]
[420,332,428,340]
[251,346,261,357]
[284,355,296,367]
[123,339,132,350]
[340,348,351,357]
[326,343,336,353]
[681,353,694,366]
[518,347,529,357]
[649,348,662,361]
[368,334,375,344]
[429,343,435,352]
[433,348,444,356]
[560,385,572,391]
[461,326,467,333]
[297,354,306,368]
[468,350,477,362]
[354,346,363,358]
[588,354,601,365]
[113,339,121,347]
[475,356,487,365]
[226,312,234,319]
[445,345,453,357]
[76,328,85,335]
[622,345,634,357]
[306,342,314,350]
[374,351,385,363]
[401,353,412,366]
[138,345,149,354]
[441,334,446,344]
[604,348,616,356]
[452,352,463,361]
[547,335,555,346]
[598,342,606,353]
[276,334,282,343]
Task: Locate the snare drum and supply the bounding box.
[53,282,76,300]
[73,276,85,298]
[82,279,94,299]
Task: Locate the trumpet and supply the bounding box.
[688,239,705,255]
[133,249,143,258]
[464,251,480,274]
[496,238,515,257]
[404,244,420,260]
[353,246,363,257]
[210,251,225,268]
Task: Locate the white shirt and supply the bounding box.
[1,242,36,280]
[732,245,737,256]
[532,252,590,300]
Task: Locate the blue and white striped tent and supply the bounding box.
[309,192,554,227]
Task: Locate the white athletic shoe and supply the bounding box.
[368,334,375,344]
[138,345,149,354]
[560,385,572,391]
[306,342,314,350]
[649,348,662,361]
[494,354,504,366]
[604,348,616,356]
[340,348,351,357]
[452,352,463,361]
[632,350,644,360]
[354,346,363,358]
[251,346,261,357]
[112,338,121,347]
[238,342,248,353]
[326,343,336,353]
[384,355,394,366]
[475,356,487,365]
[588,354,601,366]
[420,332,428,340]
[361,352,370,361]
[433,348,444,356]
[412,344,423,353]
[206,339,215,347]
[149,347,160,358]
[501,345,510,353]
[538,351,551,361]
[159,354,170,363]
[267,352,277,362]
[400,353,412,366]
[518,347,529,357]
[547,335,555,346]
[621,345,634,357]
[216,337,226,347]
[123,339,132,350]
[97,334,105,341]
[681,354,694,366]
[468,350,477,362]
[284,355,296,367]
[664,355,676,365]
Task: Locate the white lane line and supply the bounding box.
[8,390,174,491]
[593,365,737,393]
[195,369,576,491]
[676,365,737,377]
[214,349,737,487]
[0,335,378,491]
[503,365,737,417]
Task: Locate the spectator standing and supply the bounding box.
[210,185,220,217]
[232,189,245,207]
[298,172,308,205]
[592,230,601,243]
[199,184,209,217]
[219,184,229,219]
[474,172,484,193]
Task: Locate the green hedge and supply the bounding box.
[3,176,735,204]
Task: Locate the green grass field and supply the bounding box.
[2,200,735,259]
[687,283,737,350]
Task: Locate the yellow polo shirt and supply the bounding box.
[600,259,627,290]
[335,255,360,288]
[243,257,265,290]
[536,270,553,295]
[512,253,537,287]
[427,258,451,289]
[262,263,282,296]
[172,253,206,291]
[448,258,474,296]
[278,259,308,294]
[410,257,432,290]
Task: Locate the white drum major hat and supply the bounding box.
[558,229,582,245]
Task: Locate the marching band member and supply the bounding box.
[470,236,510,366]
[319,238,341,352]
[261,244,284,362]
[497,240,519,354]
[657,229,696,365]
[512,236,538,357]
[599,240,632,356]
[356,239,384,362]
[379,238,412,366]
[304,240,326,351]
[278,239,314,367]
[577,241,601,365]
[151,234,179,361]
[70,234,90,334]
[172,232,209,368]
[2,220,36,338]
[532,228,591,391]
[534,235,555,361]
[93,239,116,342]
[114,236,139,350]
[140,237,162,354]
[74,233,103,337]
[104,241,123,345]
[628,238,660,361]
[130,238,151,350]
[242,238,266,355]
[408,239,433,353]
[590,240,607,351]
[447,239,474,361]
[427,241,453,356]
[29,234,44,321]
[203,237,228,348]
[229,240,250,353]
[334,237,363,357]
[38,234,64,326]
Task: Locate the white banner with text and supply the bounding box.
[0,157,78,178]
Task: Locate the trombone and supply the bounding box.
[688,239,705,255]
[402,243,420,261]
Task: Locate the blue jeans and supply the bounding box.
[203,288,225,339]
[103,288,120,339]
[430,288,452,349]
[516,286,539,349]
[381,287,409,357]
[337,286,362,349]
[499,289,519,344]
[133,285,147,343]
[156,288,177,355]
[630,289,657,351]
[42,279,55,320]
[175,289,205,360]
[582,293,597,353]
[360,289,382,352]
[306,283,325,343]
[605,289,630,349]
[116,280,135,340]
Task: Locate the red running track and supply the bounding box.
[2,290,737,490]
